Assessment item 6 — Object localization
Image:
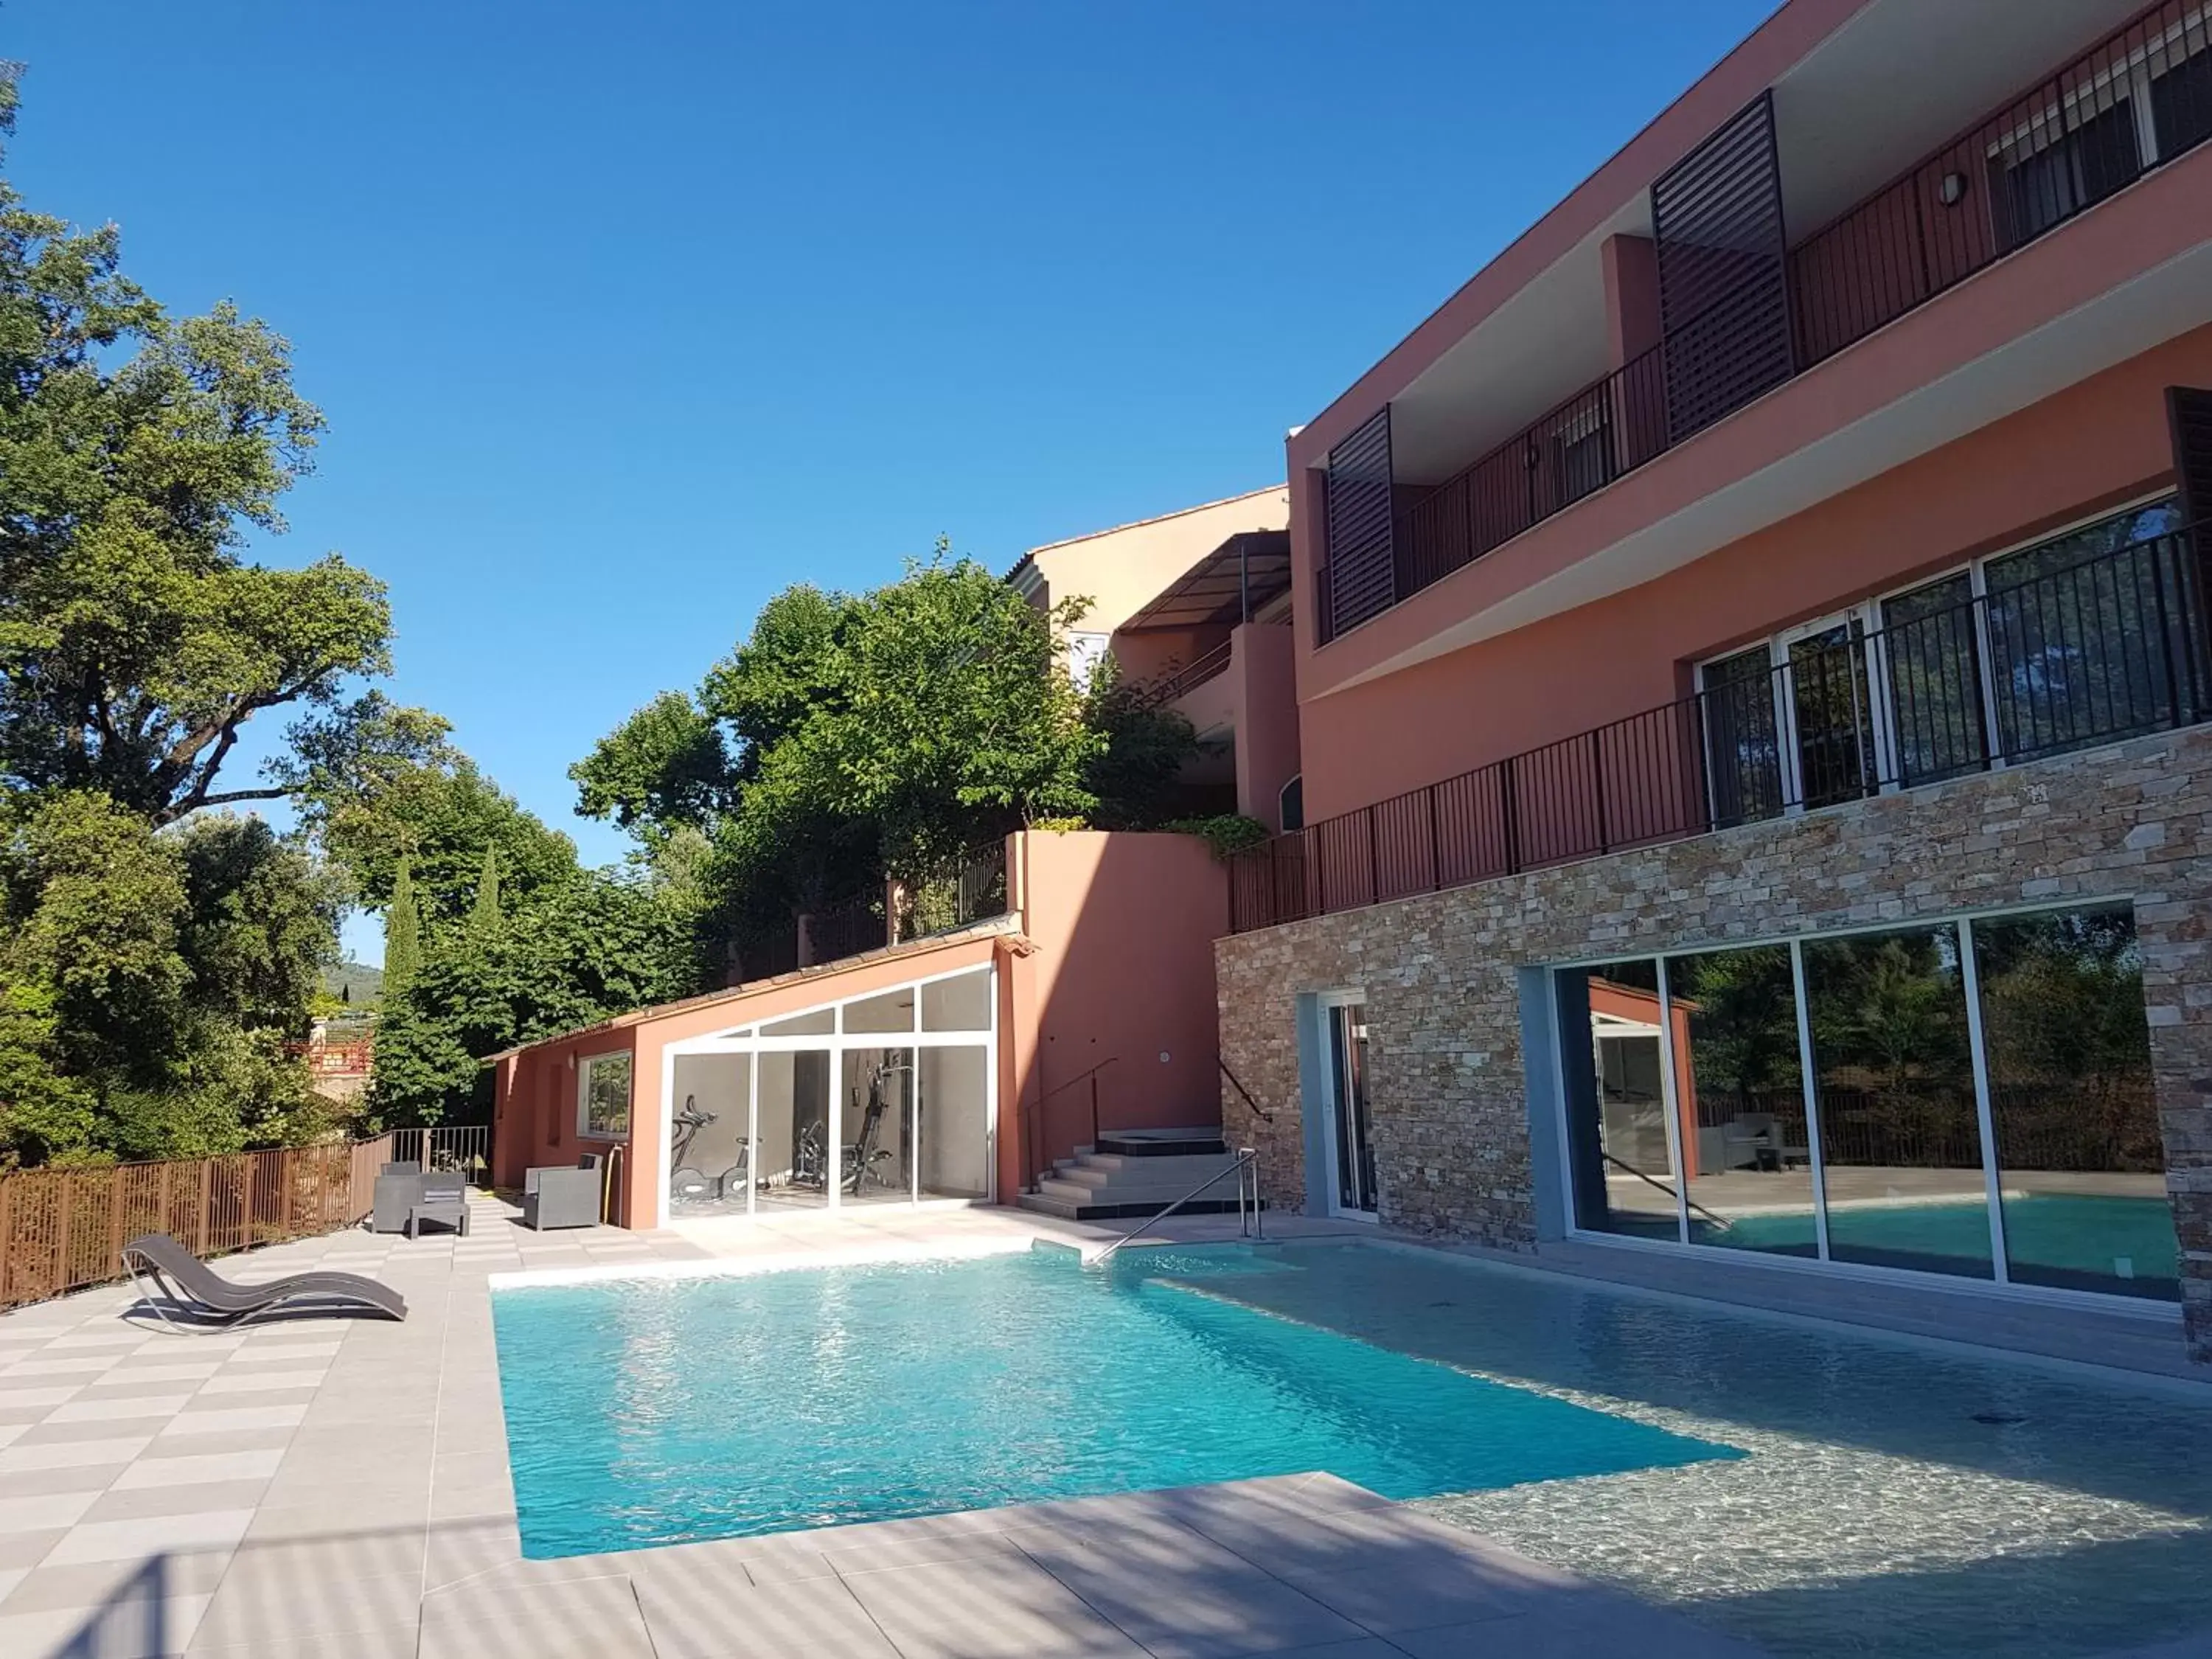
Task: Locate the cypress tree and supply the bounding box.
[471,844,503,934]
[384,855,422,995]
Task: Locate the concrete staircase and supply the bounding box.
[1017,1129,1258,1221]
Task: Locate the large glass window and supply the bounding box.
[1559,959,1682,1242]
[841,1047,915,1203]
[1972,909,2177,1301]
[1665,946,1815,1256]
[1804,925,1990,1279]
[1557,908,2177,1304]
[755,1049,832,1211]
[1701,645,1781,827]
[917,1046,992,1200]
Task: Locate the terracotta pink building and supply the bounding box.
[1217,0,2212,1366]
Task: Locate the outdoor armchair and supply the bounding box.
[521,1163,602,1230]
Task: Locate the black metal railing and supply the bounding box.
[894,838,1010,943]
[1147,639,1234,704]
[807,894,888,964]
[1333,0,2212,640]
[1235,525,2208,932]
[385,1124,493,1180]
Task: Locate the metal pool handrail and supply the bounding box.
[1091,1147,1262,1265]
[1602,1150,1733,1232]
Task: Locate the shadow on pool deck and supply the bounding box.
[41,1478,1775,1659]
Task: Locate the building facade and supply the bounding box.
[1217,0,2212,1365]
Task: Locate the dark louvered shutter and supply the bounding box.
[2171,386,2212,676]
[1654,91,1794,444]
[1325,406,1395,638]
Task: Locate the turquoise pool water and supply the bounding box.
[1692,1193,2178,1295]
[490,1245,1736,1558]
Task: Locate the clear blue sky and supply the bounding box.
[4,0,1776,960]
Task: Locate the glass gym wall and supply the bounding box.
[661,967,997,1222]
[1556,906,2177,1302]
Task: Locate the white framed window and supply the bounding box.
[578,1051,633,1140]
[1065,632,1111,692]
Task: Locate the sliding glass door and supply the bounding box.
[1557,904,2177,1303]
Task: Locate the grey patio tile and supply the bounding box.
[0,1432,151,1473]
[428,1481,515,1524]
[114,1450,284,1489]
[636,1571,900,1658]
[419,1515,524,1591]
[815,1530,1033,1581]
[229,1526,426,1585]
[0,1529,64,1570]
[0,1489,103,1534]
[2,1354,123,1379]
[83,1363,223,1390]
[841,1555,1152,1658]
[187,1565,421,1648]
[0,1383,86,1412]
[0,1548,234,1615]
[0,1590,212,1659]
[186,1618,421,1658]
[192,1369,327,1397]
[82,1481,274,1526]
[0,1461,128,1498]
[44,1507,256,1565]
[157,1405,305,1439]
[242,1488,428,1540]
[1015,1517,1368,1658]
[417,1571,656,1659]
[47,1394,194,1424]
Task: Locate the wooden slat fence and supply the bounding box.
[0,1133,397,1310]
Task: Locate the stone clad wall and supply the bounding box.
[1214,726,2212,1364]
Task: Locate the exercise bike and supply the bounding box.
[669,1095,750,1204]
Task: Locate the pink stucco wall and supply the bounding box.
[1295,319,2212,824]
[1231,623,1301,831]
[1004,830,1228,1186]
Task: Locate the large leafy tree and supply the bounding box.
[0,94,394,824]
[0,86,402,1164]
[576,552,1197,947]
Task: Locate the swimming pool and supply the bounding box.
[490,1245,1736,1558]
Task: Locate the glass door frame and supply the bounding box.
[1317,990,1378,1222]
[653,961,1001,1228]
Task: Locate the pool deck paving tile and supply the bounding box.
[2,1195,2205,1658]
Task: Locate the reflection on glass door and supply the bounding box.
[1781,618,1879,809]
[1324,998,1377,1217]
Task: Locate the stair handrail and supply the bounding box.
[1217,1056,1274,1124]
[1024,1055,1121,1188]
[1091,1146,1259,1265]
[1601,1149,1733,1232]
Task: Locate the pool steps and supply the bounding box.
[1020,1137,1262,1221]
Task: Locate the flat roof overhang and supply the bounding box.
[1116,532,1291,633]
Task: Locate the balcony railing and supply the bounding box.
[1343,0,2212,637]
[1234,524,2209,933]
[1147,639,1234,706]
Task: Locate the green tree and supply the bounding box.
[383,856,422,996]
[568,692,731,849]
[370,872,704,1127]
[471,844,502,934]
